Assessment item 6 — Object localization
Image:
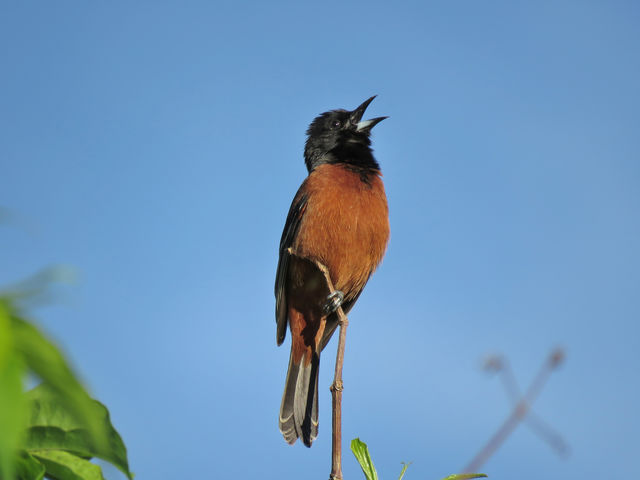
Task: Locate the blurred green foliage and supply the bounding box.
[0,290,132,480]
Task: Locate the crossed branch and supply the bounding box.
[464,348,569,472]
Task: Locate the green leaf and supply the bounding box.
[440,474,488,480]
[398,462,411,480]
[10,313,110,450]
[351,438,378,480]
[0,266,77,308]
[31,450,105,480]
[14,451,46,480]
[0,302,26,480]
[24,384,133,480]
[0,300,12,367]
[1,283,132,479]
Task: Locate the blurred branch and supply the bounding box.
[464,348,567,472]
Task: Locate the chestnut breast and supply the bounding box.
[293,163,390,300]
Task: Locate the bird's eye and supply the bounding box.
[331,119,342,129]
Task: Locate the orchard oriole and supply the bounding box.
[275,96,389,447]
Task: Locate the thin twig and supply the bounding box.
[311,259,349,480]
[287,250,348,480]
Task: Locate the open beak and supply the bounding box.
[351,95,388,132]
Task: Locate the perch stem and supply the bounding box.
[310,257,348,480]
[287,249,349,480]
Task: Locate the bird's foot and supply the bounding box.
[322,290,344,315]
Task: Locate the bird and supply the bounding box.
[275,96,390,447]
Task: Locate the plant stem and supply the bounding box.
[287,251,349,480]
[308,257,348,480]
[329,307,348,480]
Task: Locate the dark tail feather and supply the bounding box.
[279,351,319,447]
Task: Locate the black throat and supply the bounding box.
[327,143,380,183]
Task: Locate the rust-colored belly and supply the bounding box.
[293,164,390,301]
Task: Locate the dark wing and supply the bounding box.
[275,189,308,345]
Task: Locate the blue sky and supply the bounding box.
[2,1,639,479]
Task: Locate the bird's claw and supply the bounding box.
[322,290,344,315]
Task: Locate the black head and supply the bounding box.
[304,96,387,173]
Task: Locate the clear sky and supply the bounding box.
[2,1,639,479]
